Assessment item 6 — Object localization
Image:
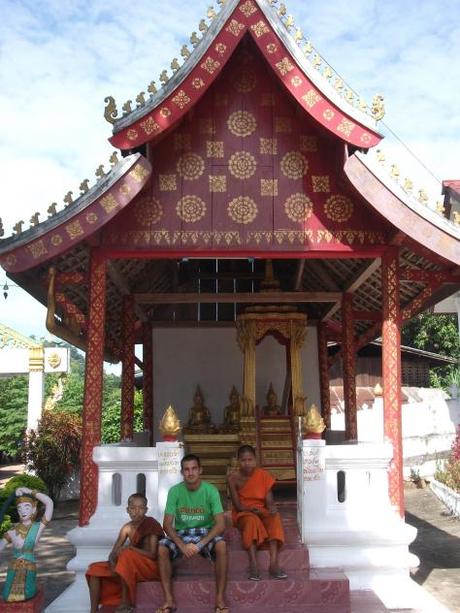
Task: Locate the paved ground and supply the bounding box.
[1,464,459,612]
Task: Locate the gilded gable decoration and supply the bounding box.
[281,151,308,180]
[227,111,257,137]
[228,197,258,225]
[324,195,354,223]
[176,153,205,180]
[284,194,313,223]
[176,195,207,223]
[229,151,257,180]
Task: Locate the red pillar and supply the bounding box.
[342,292,357,440]
[382,247,404,516]
[121,295,135,441]
[318,322,331,429]
[79,253,106,526]
[143,323,154,445]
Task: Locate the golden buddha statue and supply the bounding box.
[262,383,282,416]
[220,386,241,432]
[184,385,215,432]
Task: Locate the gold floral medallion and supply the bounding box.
[229,151,257,179]
[176,195,207,223]
[324,195,354,223]
[134,196,163,226]
[227,111,257,137]
[233,69,257,93]
[284,193,313,223]
[176,153,205,180]
[281,151,308,179]
[228,196,258,224]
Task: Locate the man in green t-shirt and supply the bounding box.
[156,454,228,613]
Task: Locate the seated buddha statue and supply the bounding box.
[262,383,282,416]
[221,386,241,432]
[184,385,215,432]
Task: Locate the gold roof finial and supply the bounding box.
[95,165,106,180]
[312,54,322,69]
[334,77,344,91]
[285,15,295,30]
[47,203,57,217]
[79,179,90,194]
[13,221,24,235]
[371,94,385,121]
[303,41,313,54]
[303,404,326,434]
[122,100,132,115]
[190,31,200,47]
[279,3,287,17]
[323,66,333,80]
[136,92,146,107]
[217,0,226,5]
[403,178,413,193]
[171,58,180,73]
[159,70,169,85]
[30,212,40,227]
[390,164,400,180]
[453,211,460,225]
[104,96,118,124]
[207,6,217,20]
[418,189,428,205]
[148,81,157,96]
[373,382,383,397]
[376,149,385,163]
[436,200,445,215]
[358,97,367,112]
[294,27,303,42]
[63,191,73,206]
[199,19,208,33]
[181,44,191,59]
[345,89,354,103]
[109,151,120,166]
[159,405,182,440]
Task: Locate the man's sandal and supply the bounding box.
[269,568,288,580]
[248,569,261,581]
[155,607,177,613]
[215,607,229,612]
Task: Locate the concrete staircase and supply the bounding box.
[129,500,350,612]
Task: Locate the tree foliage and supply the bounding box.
[0,375,28,460]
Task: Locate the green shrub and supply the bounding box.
[0,514,12,538]
[22,411,82,501]
[0,474,48,522]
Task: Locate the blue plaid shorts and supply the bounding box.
[159,527,224,561]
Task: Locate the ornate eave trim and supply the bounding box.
[344,152,460,266]
[0,154,152,273]
[110,0,382,151]
[0,323,41,349]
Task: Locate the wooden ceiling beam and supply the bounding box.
[134,291,342,305]
[107,261,148,323]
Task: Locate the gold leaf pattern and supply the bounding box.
[299,135,318,152]
[284,193,313,223]
[172,90,191,109]
[239,0,257,17]
[176,195,207,223]
[312,176,330,192]
[207,141,224,158]
[291,76,303,88]
[159,175,177,191]
[337,118,355,137]
[323,109,335,121]
[177,153,205,180]
[302,89,321,108]
[209,175,227,192]
[192,78,205,89]
[361,132,372,145]
[127,129,138,141]
[201,57,221,74]
[100,194,119,213]
[233,70,257,93]
[260,138,278,155]
[276,57,294,76]
[226,19,245,37]
[51,235,63,247]
[66,220,84,240]
[281,151,308,179]
[324,195,354,222]
[261,179,278,196]
[229,151,257,179]
[86,212,98,224]
[141,117,160,135]
[130,165,150,182]
[174,133,192,151]
[119,184,131,196]
[215,43,227,56]
[160,107,171,118]
[266,43,278,54]
[227,110,257,137]
[134,196,163,226]
[275,117,291,133]
[228,196,258,224]
[27,240,47,259]
[251,20,269,38]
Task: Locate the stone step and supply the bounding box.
[135,568,350,611]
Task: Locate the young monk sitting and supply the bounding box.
[228,444,287,581]
[86,492,164,613]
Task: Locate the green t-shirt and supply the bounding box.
[164,481,223,531]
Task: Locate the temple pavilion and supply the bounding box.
[1,0,459,537]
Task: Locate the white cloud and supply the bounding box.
[1,0,459,337]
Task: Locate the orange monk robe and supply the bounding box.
[232,467,285,550]
[86,517,163,606]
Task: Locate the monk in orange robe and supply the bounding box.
[228,445,287,581]
[86,493,164,613]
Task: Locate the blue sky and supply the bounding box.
[1,0,459,340]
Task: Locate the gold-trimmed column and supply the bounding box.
[317,323,331,429]
[342,292,357,440]
[236,318,256,446]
